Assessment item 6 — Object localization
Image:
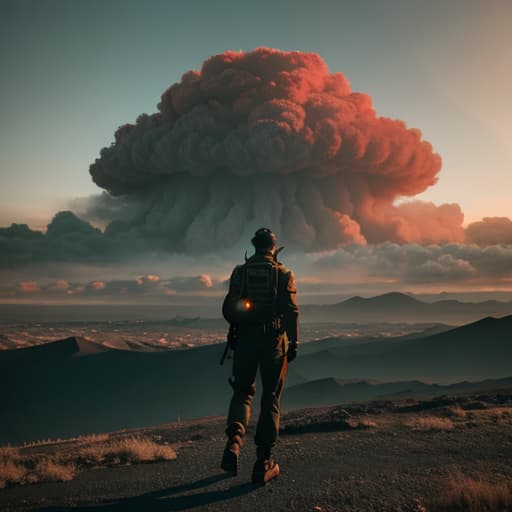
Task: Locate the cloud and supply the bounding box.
[87,47,463,252]
[465,217,512,246]
[82,276,164,296]
[313,243,512,284]
[69,192,131,227]
[17,281,40,293]
[0,273,220,301]
[167,274,214,292]
[0,211,118,268]
[3,48,511,270]
[2,242,512,302]
[409,254,476,282]
[389,201,464,244]
[47,280,71,292]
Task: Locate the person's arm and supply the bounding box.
[222,265,243,324]
[279,268,300,361]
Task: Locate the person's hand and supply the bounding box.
[287,340,299,362]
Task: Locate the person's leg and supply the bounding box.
[226,335,259,433]
[253,333,288,483]
[222,335,259,474]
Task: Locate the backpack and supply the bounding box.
[224,258,280,325]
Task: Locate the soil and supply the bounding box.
[1,391,512,512]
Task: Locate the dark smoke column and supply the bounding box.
[90,48,464,252]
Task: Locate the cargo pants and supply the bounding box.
[226,326,288,455]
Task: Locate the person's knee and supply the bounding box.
[260,390,280,410]
[232,380,256,399]
[226,421,246,439]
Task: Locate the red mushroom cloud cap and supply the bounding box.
[90,48,464,251]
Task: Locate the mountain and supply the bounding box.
[301,292,512,324]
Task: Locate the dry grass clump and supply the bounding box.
[442,405,467,419]
[436,470,512,511]
[406,416,454,431]
[0,453,74,488]
[0,446,23,488]
[346,417,378,429]
[79,436,177,465]
[33,460,76,483]
[22,433,110,448]
[0,435,176,488]
[0,445,20,457]
[0,459,26,488]
[489,407,512,424]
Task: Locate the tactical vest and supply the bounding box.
[230,259,280,325]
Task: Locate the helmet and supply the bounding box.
[251,228,277,250]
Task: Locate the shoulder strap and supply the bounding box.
[239,261,247,298]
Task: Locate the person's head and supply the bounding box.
[251,228,277,253]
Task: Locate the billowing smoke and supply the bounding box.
[89,47,464,252]
[465,217,512,246]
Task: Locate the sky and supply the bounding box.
[1,0,512,303]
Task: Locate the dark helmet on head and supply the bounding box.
[251,228,277,251]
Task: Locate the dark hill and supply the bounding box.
[284,375,512,410]
[0,336,305,444]
[0,336,109,364]
[1,315,510,444]
[293,315,512,383]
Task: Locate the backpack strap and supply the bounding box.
[239,262,248,298]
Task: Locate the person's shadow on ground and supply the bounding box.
[40,473,259,511]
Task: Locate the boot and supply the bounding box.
[220,434,242,474]
[251,457,280,485]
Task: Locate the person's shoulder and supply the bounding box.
[229,264,245,281]
[276,262,297,290]
[276,260,293,274]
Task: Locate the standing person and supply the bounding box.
[220,228,299,484]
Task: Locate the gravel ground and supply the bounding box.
[1,395,512,512]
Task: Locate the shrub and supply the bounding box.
[79,436,177,465]
[443,406,467,419]
[33,460,76,483]
[0,459,27,488]
[346,417,378,429]
[0,435,176,487]
[406,416,454,431]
